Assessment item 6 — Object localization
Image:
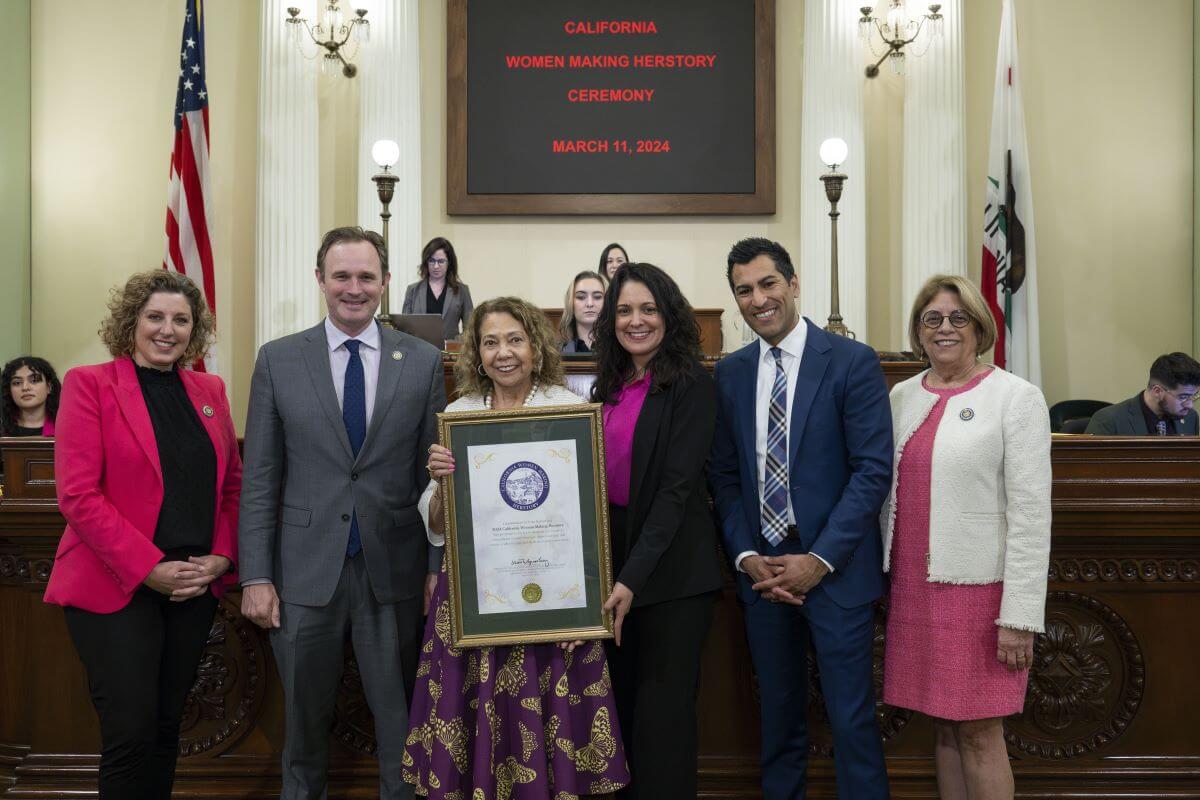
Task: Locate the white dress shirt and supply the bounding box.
[325,316,381,427]
[736,319,832,574]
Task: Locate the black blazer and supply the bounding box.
[1085,394,1199,435]
[618,362,723,608]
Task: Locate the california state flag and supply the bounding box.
[981,0,1040,386]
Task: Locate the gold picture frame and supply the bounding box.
[438,403,614,648]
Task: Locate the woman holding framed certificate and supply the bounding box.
[591,264,723,799]
[404,297,629,799]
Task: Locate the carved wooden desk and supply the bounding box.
[3,428,1198,798]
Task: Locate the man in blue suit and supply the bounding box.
[710,238,893,799]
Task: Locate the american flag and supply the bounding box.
[164,0,216,373]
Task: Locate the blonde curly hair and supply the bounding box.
[455,297,565,398]
[99,270,215,366]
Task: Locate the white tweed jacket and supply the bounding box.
[880,367,1052,633]
[418,384,584,546]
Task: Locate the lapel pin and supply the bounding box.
[959,408,975,421]
[202,405,215,418]
[392,350,404,361]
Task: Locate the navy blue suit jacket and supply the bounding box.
[709,319,893,609]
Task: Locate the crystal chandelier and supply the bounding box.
[858,1,944,78]
[286,1,370,79]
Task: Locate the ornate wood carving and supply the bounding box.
[748,606,914,756]
[1050,558,1198,583]
[1005,591,1144,759]
[179,598,268,757]
[0,553,51,586]
[333,646,378,755]
[804,607,914,756]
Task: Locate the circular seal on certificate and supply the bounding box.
[499,461,550,511]
[522,583,543,604]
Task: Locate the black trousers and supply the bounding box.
[64,587,218,799]
[607,504,717,800]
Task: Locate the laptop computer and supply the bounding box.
[387,314,446,350]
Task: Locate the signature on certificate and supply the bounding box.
[548,447,573,464]
[474,452,496,469]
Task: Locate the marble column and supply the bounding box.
[255,0,321,348]
[357,0,423,307]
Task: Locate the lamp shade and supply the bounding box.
[371,138,400,168]
[819,137,848,168]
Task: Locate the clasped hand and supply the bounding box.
[143,555,230,602]
[747,553,828,605]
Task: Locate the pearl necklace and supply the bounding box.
[484,382,538,409]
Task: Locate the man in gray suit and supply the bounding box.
[1086,352,1199,435]
[239,226,446,800]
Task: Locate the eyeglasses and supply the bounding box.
[1155,385,1200,404]
[427,257,448,267]
[920,310,972,329]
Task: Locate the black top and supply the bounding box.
[12,425,45,436]
[617,362,723,607]
[425,282,446,315]
[135,364,217,560]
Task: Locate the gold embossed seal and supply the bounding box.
[521,583,543,604]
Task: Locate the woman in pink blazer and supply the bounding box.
[44,270,241,799]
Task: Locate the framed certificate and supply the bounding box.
[438,403,614,648]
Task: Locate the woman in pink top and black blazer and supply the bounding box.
[44,270,241,799]
[591,262,722,799]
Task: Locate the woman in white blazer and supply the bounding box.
[880,274,1051,800]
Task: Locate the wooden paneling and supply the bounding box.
[3,411,1197,797]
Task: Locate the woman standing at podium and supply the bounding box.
[881,275,1051,799]
[44,270,242,799]
[402,236,475,344]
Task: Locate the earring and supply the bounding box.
[477,362,486,376]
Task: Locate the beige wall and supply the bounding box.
[25,0,1197,426]
[961,0,1194,404]
[0,0,31,364]
[29,0,259,426]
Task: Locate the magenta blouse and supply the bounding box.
[602,373,652,507]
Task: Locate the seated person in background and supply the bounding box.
[599,242,629,281]
[402,236,474,344]
[560,269,607,353]
[2,355,61,436]
[1085,352,1199,435]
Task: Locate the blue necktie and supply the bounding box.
[343,339,366,558]
[761,347,789,546]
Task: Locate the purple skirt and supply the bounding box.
[403,570,630,798]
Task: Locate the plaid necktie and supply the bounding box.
[761,347,789,546]
[343,339,365,558]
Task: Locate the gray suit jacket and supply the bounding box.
[238,321,448,607]
[401,280,474,343]
[1085,394,1199,435]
